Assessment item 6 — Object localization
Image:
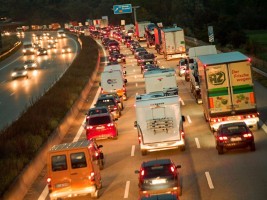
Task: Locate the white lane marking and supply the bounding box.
[38,185,48,200]
[179,97,185,106]
[39,87,101,198]
[131,145,135,156]
[205,171,214,189]
[124,181,130,198]
[195,138,201,148]
[187,115,191,123]
[10,92,15,96]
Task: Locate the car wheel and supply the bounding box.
[217,146,224,154]
[141,150,147,156]
[250,143,256,151]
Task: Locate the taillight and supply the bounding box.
[170,166,175,173]
[138,136,141,143]
[89,172,95,181]
[243,133,253,138]
[218,136,228,141]
[180,130,185,139]
[47,177,52,187]
[123,85,126,92]
[113,106,117,110]
[140,169,145,176]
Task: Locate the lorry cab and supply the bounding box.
[100,69,127,100]
[47,140,103,199]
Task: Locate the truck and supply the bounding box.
[161,27,186,61]
[197,51,259,131]
[145,23,156,48]
[134,92,185,155]
[187,45,218,104]
[144,68,178,95]
[135,21,151,41]
[154,26,163,54]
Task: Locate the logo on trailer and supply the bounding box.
[107,79,117,84]
[208,71,225,85]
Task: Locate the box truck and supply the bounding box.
[144,68,178,95]
[161,27,186,60]
[134,92,185,155]
[135,21,151,41]
[198,51,259,131]
[188,45,218,104]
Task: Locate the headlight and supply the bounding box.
[23,49,26,53]
[11,72,16,76]
[22,71,27,75]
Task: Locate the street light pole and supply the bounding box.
[132,6,140,24]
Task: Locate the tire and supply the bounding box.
[250,143,256,151]
[141,150,147,156]
[217,146,224,154]
[91,190,99,199]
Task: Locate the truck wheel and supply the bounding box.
[91,190,99,199]
[141,150,147,156]
[180,145,186,151]
[217,146,224,155]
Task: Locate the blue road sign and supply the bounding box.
[113,4,132,14]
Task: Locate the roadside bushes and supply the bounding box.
[0,35,99,197]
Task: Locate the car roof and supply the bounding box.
[140,194,178,200]
[142,159,172,167]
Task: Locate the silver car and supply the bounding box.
[11,66,28,80]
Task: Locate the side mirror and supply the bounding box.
[182,115,185,122]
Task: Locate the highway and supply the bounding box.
[21,37,267,200]
[0,31,79,130]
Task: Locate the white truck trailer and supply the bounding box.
[161,27,186,60]
[134,92,185,155]
[144,68,178,95]
[198,51,259,131]
[188,45,218,104]
[135,21,151,41]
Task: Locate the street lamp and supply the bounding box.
[132,6,140,24]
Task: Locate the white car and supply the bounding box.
[11,66,28,80]
[24,60,38,70]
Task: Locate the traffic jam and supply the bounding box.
[46,21,260,200]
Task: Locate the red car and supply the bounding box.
[86,113,118,140]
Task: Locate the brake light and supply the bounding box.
[180,130,185,139]
[138,135,141,143]
[243,133,253,138]
[95,152,99,157]
[89,172,95,181]
[47,177,52,187]
[170,166,175,173]
[218,136,228,141]
[113,106,117,110]
[123,85,126,92]
[140,169,145,176]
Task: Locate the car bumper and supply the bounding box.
[140,139,185,152]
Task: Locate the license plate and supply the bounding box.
[55,182,69,188]
[152,179,166,184]
[228,116,239,121]
[230,137,242,142]
[96,126,104,130]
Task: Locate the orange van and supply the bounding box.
[47,140,104,199]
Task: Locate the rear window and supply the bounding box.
[70,152,87,169]
[144,54,155,59]
[221,125,248,135]
[144,165,172,179]
[96,99,115,107]
[89,115,111,125]
[52,155,67,171]
[88,108,108,115]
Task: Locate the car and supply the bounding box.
[85,113,118,140]
[24,60,38,70]
[109,52,126,64]
[85,106,110,122]
[61,46,71,53]
[139,194,179,200]
[11,66,28,80]
[134,48,147,58]
[214,121,256,154]
[135,159,182,198]
[36,47,48,56]
[140,61,158,74]
[95,96,121,119]
[107,41,120,52]
[47,42,56,49]
[142,64,159,76]
[137,53,156,66]
[100,93,124,110]
[177,58,188,77]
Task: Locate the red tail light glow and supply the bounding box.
[107,123,114,127]
[141,169,145,176]
[87,125,93,130]
[89,172,95,181]
[170,166,175,173]
[219,136,228,141]
[47,177,51,186]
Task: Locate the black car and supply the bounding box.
[142,64,160,76]
[215,121,256,154]
[107,41,120,52]
[95,96,121,119]
[85,106,109,122]
[137,53,156,66]
[135,159,181,198]
[100,93,124,110]
[109,52,126,64]
[139,194,179,200]
[140,60,158,73]
[36,47,48,56]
